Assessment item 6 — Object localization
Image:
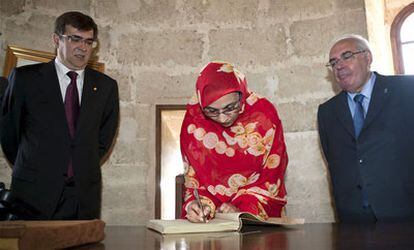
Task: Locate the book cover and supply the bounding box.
[147,229,241,249]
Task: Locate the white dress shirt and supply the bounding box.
[54,58,84,104]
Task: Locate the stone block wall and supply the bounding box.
[0,0,368,224]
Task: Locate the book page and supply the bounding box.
[147,229,241,249]
[241,216,305,225]
[146,218,239,234]
[214,212,245,221]
[217,212,305,226]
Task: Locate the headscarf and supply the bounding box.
[196,61,248,108]
[180,61,288,219]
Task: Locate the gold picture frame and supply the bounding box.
[3,45,105,77]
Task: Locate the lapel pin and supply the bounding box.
[93,86,97,92]
[384,88,388,94]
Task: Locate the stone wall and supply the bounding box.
[0,0,368,225]
[385,0,413,23]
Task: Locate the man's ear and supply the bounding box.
[366,51,373,67]
[52,33,60,48]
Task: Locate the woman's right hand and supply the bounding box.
[185,200,211,223]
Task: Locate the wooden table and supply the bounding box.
[74,223,414,249]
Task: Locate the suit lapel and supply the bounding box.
[362,73,390,132]
[39,61,64,104]
[334,91,355,138]
[76,68,98,137]
[39,61,69,127]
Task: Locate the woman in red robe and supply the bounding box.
[180,62,288,222]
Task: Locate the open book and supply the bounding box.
[147,212,305,234]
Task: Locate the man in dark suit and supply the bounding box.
[318,34,414,222]
[0,11,119,220]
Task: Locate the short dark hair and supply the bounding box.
[54,11,98,40]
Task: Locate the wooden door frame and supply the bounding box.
[155,104,186,219]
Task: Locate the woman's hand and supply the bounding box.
[217,203,239,213]
[186,200,212,223]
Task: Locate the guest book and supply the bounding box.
[147,212,304,234]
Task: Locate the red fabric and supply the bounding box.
[180,62,288,220]
[196,62,248,108]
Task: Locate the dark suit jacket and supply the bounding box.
[0,61,119,219]
[318,72,414,222]
[0,77,8,97]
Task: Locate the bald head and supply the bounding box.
[328,34,373,93]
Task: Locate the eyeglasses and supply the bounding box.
[326,50,366,68]
[60,34,98,48]
[203,100,241,118]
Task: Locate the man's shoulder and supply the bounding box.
[13,62,50,76]
[85,67,116,84]
[8,62,53,87]
[375,73,414,94]
[375,72,414,85]
[319,92,344,111]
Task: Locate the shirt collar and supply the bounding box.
[54,57,85,79]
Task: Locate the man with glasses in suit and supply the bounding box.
[317,34,414,222]
[0,11,119,220]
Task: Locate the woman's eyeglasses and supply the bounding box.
[203,100,241,118]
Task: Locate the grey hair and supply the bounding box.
[331,34,372,53]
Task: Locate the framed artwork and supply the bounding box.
[3,45,105,77]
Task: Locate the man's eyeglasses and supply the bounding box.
[60,34,98,48]
[203,100,241,118]
[326,50,366,68]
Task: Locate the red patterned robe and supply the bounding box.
[180,62,288,220]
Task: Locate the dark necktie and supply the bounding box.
[353,94,365,138]
[65,71,80,177]
[353,94,370,207]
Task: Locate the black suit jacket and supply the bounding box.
[0,61,119,219]
[0,77,8,97]
[318,72,414,222]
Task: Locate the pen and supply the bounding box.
[193,189,207,223]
